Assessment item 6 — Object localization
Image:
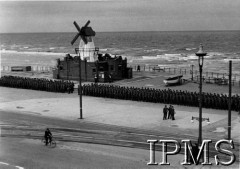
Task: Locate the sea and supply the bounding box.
[0,31,240,76]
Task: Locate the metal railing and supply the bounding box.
[129,64,240,87]
[0,65,53,72]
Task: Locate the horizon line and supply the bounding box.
[1,29,240,34]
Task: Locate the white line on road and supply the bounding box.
[0,161,24,169]
[0,162,9,165]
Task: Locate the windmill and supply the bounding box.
[71,20,98,61]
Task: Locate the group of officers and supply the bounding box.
[0,76,74,93]
[81,83,240,111]
[163,105,175,120]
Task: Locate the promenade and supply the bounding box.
[0,86,239,142]
[0,70,239,168]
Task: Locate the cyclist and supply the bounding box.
[44,128,52,146]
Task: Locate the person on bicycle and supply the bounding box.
[44,128,52,146]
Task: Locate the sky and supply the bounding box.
[0,0,240,33]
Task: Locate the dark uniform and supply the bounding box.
[163,105,168,120]
[168,105,172,119]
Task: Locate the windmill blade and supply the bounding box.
[80,35,88,44]
[84,20,90,28]
[73,21,81,33]
[71,33,80,45]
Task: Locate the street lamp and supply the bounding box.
[75,48,83,119]
[74,47,98,119]
[195,43,207,147]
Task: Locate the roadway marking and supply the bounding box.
[0,162,24,169]
[0,162,9,165]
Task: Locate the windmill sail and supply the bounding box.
[71,20,97,62]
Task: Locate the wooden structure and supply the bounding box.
[53,53,132,82]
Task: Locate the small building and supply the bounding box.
[53,20,132,82]
[53,53,132,82]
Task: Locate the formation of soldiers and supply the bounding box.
[82,83,240,111]
[0,76,74,93]
[0,75,239,111]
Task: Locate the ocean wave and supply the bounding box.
[0,49,68,56]
[140,54,188,62]
[99,48,108,52]
[222,58,240,62]
[144,49,167,53]
[127,53,236,62]
[141,56,159,60]
[186,55,198,60]
[207,52,225,56]
[164,54,183,56]
[185,48,196,51]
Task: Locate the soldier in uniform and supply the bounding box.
[171,105,175,120]
[168,105,172,119]
[163,105,168,120]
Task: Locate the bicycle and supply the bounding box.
[41,136,57,148]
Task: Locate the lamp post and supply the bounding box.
[195,44,207,146]
[79,52,83,119]
[228,60,232,140]
[74,47,98,119]
[75,48,83,119]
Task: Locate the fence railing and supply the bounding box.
[0,65,53,72]
[129,64,240,87]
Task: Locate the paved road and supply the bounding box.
[0,110,196,151]
[1,110,239,169]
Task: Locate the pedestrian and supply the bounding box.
[168,105,172,119]
[137,65,140,72]
[163,105,168,120]
[171,105,176,120]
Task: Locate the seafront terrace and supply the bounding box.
[1,64,240,87]
[0,66,239,168]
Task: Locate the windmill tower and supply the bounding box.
[71,20,98,62]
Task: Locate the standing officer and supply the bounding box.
[168,105,172,119]
[163,105,168,120]
[171,105,176,120]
